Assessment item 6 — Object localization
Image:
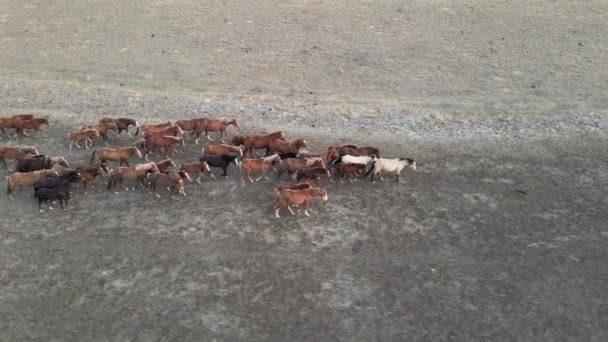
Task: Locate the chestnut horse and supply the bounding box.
[135,122,172,135]
[68,129,99,150]
[6,169,58,199]
[156,159,177,173]
[272,187,328,218]
[106,162,159,191]
[176,118,207,143]
[268,138,308,154]
[141,135,184,160]
[231,135,250,146]
[333,163,367,183]
[99,118,138,136]
[0,114,34,137]
[179,161,213,184]
[81,122,118,143]
[90,147,142,166]
[336,146,380,158]
[195,118,239,143]
[142,125,184,138]
[243,131,287,157]
[14,118,49,136]
[0,146,39,168]
[240,154,281,183]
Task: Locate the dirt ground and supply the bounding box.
[1,1,608,341]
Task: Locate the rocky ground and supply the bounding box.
[1,0,608,341]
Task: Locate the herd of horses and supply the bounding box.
[0,113,417,217]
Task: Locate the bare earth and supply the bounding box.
[1,1,608,341]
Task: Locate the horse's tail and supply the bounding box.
[364,160,376,177]
[90,150,98,164]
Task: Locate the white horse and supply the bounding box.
[339,155,375,165]
[366,156,416,183]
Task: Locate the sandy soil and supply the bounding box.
[1,1,608,341]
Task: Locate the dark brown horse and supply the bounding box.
[61,163,110,188]
[99,117,138,136]
[0,146,39,168]
[336,146,380,158]
[15,155,70,172]
[243,131,287,157]
[295,167,332,184]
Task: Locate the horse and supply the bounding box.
[81,122,118,143]
[141,135,184,160]
[199,154,239,177]
[272,187,328,218]
[146,171,187,197]
[99,118,138,136]
[61,163,109,188]
[0,114,34,137]
[0,146,39,168]
[231,135,249,146]
[6,169,58,199]
[194,118,239,143]
[295,167,332,184]
[298,148,340,166]
[243,131,287,157]
[333,155,375,166]
[33,170,82,193]
[35,184,71,211]
[156,159,177,173]
[90,147,142,166]
[328,144,358,150]
[176,118,207,143]
[14,118,49,136]
[142,125,184,138]
[68,129,100,150]
[276,158,325,179]
[276,183,312,193]
[240,154,281,183]
[203,144,243,165]
[106,162,160,191]
[134,122,172,135]
[15,155,70,172]
[179,161,213,184]
[268,138,308,154]
[333,163,367,183]
[365,157,417,183]
[336,146,380,158]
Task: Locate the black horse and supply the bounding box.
[199,154,239,177]
[15,155,70,172]
[33,170,81,193]
[35,184,71,211]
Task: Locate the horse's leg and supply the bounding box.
[69,141,74,150]
[195,173,202,184]
[219,130,225,143]
[395,173,400,182]
[370,171,375,183]
[123,159,130,167]
[288,205,296,216]
[206,130,212,141]
[222,166,228,177]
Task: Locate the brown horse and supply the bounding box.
[68,129,100,150]
[176,118,207,143]
[243,131,287,157]
[231,135,250,146]
[156,159,177,173]
[179,161,213,184]
[268,138,308,154]
[135,122,172,136]
[90,147,142,166]
[240,154,281,183]
[81,123,118,143]
[272,187,328,218]
[145,172,187,197]
[0,146,39,168]
[195,118,239,143]
[99,118,138,136]
[141,135,184,160]
[142,125,184,138]
[298,147,340,166]
[276,157,325,179]
[15,155,70,172]
[14,118,49,136]
[276,183,312,193]
[203,144,243,163]
[333,163,367,183]
[61,163,110,188]
[336,146,380,158]
[296,167,332,184]
[106,162,159,191]
[6,169,58,199]
[0,114,35,137]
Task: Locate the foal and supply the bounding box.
[68,129,100,150]
[179,161,213,184]
[272,187,328,218]
[240,154,281,183]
